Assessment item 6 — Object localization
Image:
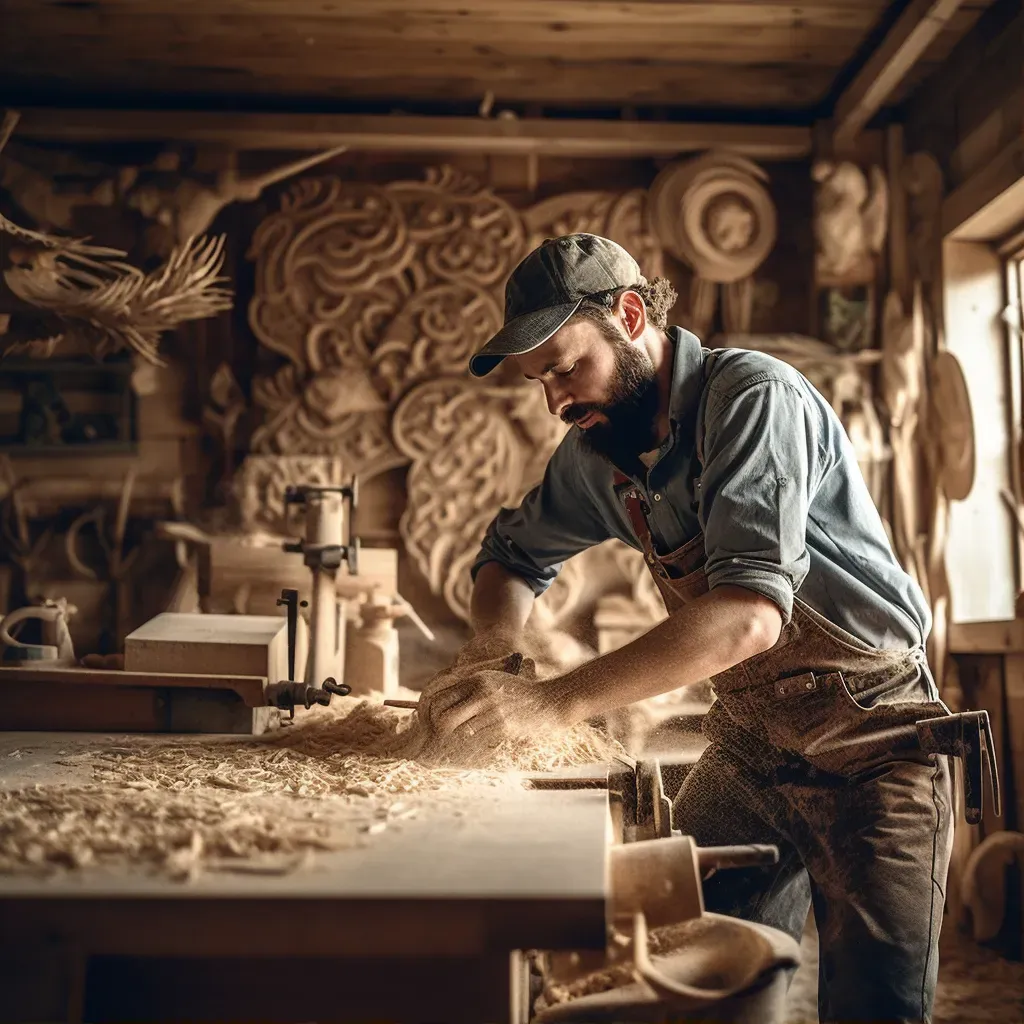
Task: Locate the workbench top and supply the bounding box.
[0,731,610,957]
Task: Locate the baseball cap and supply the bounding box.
[468,233,647,377]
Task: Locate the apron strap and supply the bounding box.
[612,470,656,561]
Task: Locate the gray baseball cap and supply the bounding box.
[468,233,646,377]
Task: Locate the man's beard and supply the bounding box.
[561,327,660,467]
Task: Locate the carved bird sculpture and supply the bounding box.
[812,161,889,285]
[0,109,233,365]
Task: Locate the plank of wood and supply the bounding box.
[943,134,1024,240]
[0,679,277,733]
[0,58,836,108]
[1007,655,1024,949]
[0,1,894,31]
[0,665,268,706]
[1003,655,1024,832]
[0,19,875,61]
[833,0,968,148]
[14,109,813,159]
[905,0,1022,155]
[886,124,910,305]
[949,619,1024,654]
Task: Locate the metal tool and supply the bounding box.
[917,711,1001,823]
[839,709,1000,825]
[265,586,351,719]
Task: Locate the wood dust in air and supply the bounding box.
[0,696,622,883]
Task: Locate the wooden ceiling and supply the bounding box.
[0,0,996,114]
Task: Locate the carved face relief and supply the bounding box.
[301,366,386,424]
[704,195,756,253]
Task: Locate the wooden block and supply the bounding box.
[124,613,288,684]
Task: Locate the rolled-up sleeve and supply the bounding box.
[471,435,611,595]
[699,378,822,622]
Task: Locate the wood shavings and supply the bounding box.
[0,695,621,884]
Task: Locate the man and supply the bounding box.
[420,233,953,1023]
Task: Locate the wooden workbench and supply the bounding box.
[0,732,610,1024]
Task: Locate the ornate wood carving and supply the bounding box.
[247,165,664,623]
[392,378,566,620]
[648,153,776,337]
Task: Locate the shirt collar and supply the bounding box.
[666,326,707,427]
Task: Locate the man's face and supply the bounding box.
[513,313,660,464]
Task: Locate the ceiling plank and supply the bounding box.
[832,0,968,149]
[1,1,892,26]
[0,32,869,66]
[11,108,813,159]
[0,59,837,107]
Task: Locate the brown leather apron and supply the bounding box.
[611,474,951,779]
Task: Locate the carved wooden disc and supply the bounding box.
[930,350,975,501]
[648,152,776,283]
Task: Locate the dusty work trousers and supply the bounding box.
[612,475,955,1023]
[673,654,954,1024]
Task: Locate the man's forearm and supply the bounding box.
[466,561,536,651]
[551,585,783,722]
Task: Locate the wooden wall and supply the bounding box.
[904,0,1024,234]
[0,141,814,686]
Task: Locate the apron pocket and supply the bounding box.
[760,671,946,778]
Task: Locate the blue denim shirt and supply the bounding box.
[473,327,931,651]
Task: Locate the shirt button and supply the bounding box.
[653,493,662,501]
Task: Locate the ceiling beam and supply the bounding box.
[832,0,967,150]
[11,107,812,160]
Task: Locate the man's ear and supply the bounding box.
[617,290,647,339]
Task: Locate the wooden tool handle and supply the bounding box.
[382,653,525,711]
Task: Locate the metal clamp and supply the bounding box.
[268,586,351,718]
[916,710,1001,825]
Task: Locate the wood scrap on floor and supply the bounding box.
[0,694,623,883]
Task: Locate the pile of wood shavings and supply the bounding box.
[286,695,625,772]
[536,919,711,1009]
[0,696,621,883]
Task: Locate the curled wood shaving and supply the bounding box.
[0,696,621,883]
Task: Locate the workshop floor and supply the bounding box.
[784,917,1024,1023]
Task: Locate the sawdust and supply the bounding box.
[536,918,720,1008]
[0,694,622,883]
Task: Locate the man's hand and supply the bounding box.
[417,630,520,712]
[419,655,569,748]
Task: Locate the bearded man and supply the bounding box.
[420,233,952,1024]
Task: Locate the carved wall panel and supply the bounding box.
[246,165,665,624]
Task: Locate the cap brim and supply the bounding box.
[468,299,583,377]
